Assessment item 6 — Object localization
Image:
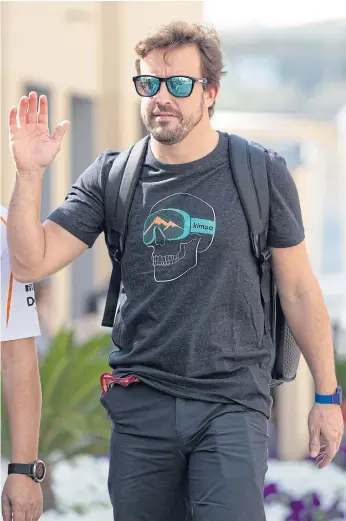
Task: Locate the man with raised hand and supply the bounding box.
[6,21,344,521]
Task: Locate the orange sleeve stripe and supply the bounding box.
[6,273,14,326]
[1,216,13,325]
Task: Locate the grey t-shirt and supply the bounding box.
[48,132,305,417]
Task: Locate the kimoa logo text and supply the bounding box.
[191,218,216,234]
[193,222,214,231]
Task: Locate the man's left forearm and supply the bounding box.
[1,338,42,462]
[279,281,338,394]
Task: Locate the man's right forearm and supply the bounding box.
[8,170,46,281]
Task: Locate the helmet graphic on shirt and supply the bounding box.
[143,193,216,282]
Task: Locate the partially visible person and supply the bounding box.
[1,204,45,521]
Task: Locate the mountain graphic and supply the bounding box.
[144,216,183,235]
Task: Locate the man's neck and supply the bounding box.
[150,125,219,165]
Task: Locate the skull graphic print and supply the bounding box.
[143,193,216,282]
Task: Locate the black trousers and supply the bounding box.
[101,381,269,521]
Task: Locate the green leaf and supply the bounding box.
[39,330,74,404]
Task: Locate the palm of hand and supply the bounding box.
[10,124,59,172]
[9,91,70,173]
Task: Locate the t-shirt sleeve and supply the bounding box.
[47,150,118,248]
[1,253,41,342]
[266,150,305,248]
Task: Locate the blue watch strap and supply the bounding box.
[315,385,342,405]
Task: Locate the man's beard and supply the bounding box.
[141,98,204,145]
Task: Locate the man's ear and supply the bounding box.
[204,86,219,109]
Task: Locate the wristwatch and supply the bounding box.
[8,459,46,483]
[315,385,343,405]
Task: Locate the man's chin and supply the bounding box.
[151,129,183,145]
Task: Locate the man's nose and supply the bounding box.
[153,80,173,103]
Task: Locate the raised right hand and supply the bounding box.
[8,91,70,175]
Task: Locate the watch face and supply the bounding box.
[34,461,46,482]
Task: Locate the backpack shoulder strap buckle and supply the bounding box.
[259,247,272,264]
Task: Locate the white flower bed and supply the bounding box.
[265,459,346,521]
[2,456,346,520]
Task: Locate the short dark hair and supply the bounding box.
[134,21,227,117]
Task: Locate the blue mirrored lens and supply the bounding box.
[167,77,193,97]
[136,77,160,97]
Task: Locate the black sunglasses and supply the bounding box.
[133,75,208,98]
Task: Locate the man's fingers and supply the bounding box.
[24,505,36,521]
[1,493,12,521]
[318,454,333,469]
[317,440,337,469]
[17,96,29,128]
[316,452,325,463]
[52,121,70,143]
[37,95,48,125]
[309,404,344,468]
[9,106,18,135]
[27,92,38,124]
[11,504,25,521]
[33,503,42,521]
[309,430,321,458]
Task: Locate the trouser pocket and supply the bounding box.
[99,372,140,417]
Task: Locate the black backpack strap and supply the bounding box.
[113,135,150,252]
[104,147,132,259]
[228,134,272,332]
[101,135,150,327]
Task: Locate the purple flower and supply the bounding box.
[264,482,292,506]
[285,492,345,521]
[263,480,345,520]
[264,483,279,499]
